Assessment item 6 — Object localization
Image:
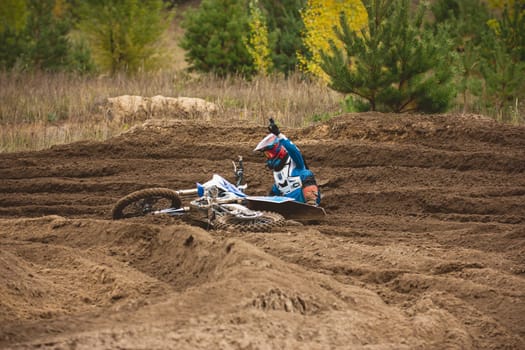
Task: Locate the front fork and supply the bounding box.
[233,155,244,187]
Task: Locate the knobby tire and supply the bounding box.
[111,188,181,220]
[214,211,285,232]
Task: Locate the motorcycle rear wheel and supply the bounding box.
[112,188,181,219]
[214,211,285,232]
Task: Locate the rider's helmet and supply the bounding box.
[254,134,289,171]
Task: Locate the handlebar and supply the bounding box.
[233,155,244,187]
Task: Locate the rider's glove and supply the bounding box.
[268,118,280,136]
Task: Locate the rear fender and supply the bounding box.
[245,196,326,221]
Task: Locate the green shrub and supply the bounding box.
[0,0,75,71]
[77,0,173,74]
[320,0,456,113]
[180,0,255,77]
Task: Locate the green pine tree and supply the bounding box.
[0,2,29,70]
[258,0,307,76]
[0,0,27,34]
[480,1,525,122]
[0,0,75,71]
[180,0,255,77]
[430,0,491,114]
[320,0,456,113]
[26,0,71,71]
[479,31,525,120]
[77,0,173,75]
[492,0,525,61]
[431,0,525,121]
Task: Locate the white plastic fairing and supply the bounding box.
[200,174,247,198]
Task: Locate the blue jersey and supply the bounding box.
[270,136,321,204]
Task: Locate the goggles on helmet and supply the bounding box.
[255,133,288,171]
[264,145,279,159]
[264,142,287,160]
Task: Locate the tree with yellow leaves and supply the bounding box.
[481,0,525,120]
[487,0,523,12]
[298,0,367,80]
[246,0,273,75]
[486,0,524,60]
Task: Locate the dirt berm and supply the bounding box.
[0,112,524,349]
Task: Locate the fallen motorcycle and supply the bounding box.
[111,157,325,232]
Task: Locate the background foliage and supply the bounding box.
[0,0,523,126]
[258,0,307,76]
[0,0,81,71]
[430,0,525,121]
[298,0,367,80]
[180,0,254,77]
[246,0,273,75]
[76,0,173,74]
[320,0,456,113]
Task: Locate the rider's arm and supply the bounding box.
[277,134,306,169]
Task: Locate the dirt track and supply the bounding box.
[0,112,524,349]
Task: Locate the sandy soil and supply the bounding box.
[0,112,524,349]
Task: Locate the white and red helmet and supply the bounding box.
[254,133,278,152]
[254,134,288,170]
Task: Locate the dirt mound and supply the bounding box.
[0,112,524,349]
[0,217,473,349]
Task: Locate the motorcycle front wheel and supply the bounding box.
[213,211,285,232]
[111,188,181,219]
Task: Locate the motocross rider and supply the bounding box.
[254,118,321,206]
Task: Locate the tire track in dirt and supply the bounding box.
[1,113,524,349]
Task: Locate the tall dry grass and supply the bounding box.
[0,70,343,153]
